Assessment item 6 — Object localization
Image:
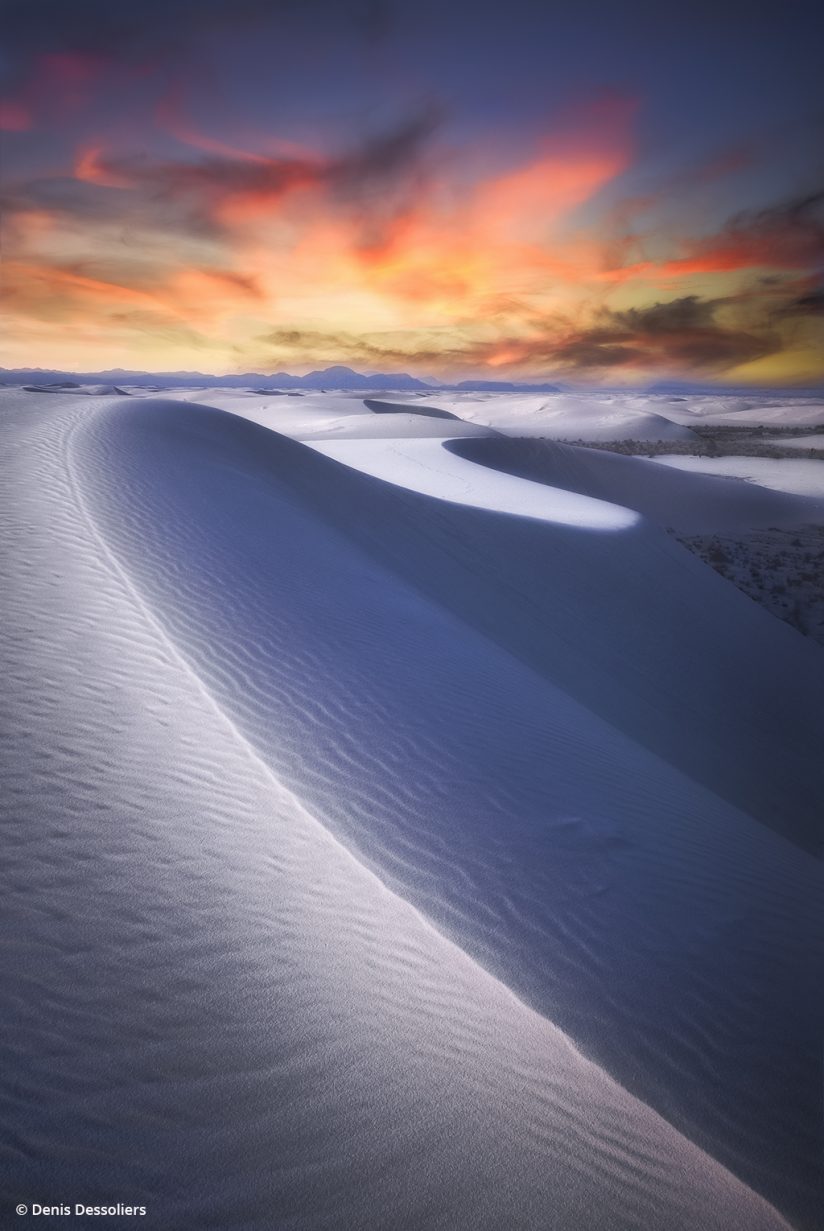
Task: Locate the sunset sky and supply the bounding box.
[1,0,822,383]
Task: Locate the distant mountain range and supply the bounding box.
[0,364,563,394]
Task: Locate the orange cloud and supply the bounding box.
[286,106,635,317]
[16,261,231,329]
[343,94,637,307]
[484,346,531,367]
[6,262,165,312]
[474,153,628,240]
[475,92,636,233]
[162,267,265,322]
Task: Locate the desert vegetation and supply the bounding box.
[568,425,824,460]
[673,525,824,646]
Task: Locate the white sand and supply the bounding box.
[311,437,638,529]
[646,454,824,498]
[2,385,822,1228]
[767,433,824,449]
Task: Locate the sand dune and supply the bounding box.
[55,395,824,1224]
[3,387,823,1228]
[393,389,823,436]
[312,437,638,529]
[151,385,824,442]
[122,385,824,437]
[292,427,824,853]
[23,381,129,396]
[445,436,824,531]
[663,398,824,428]
[423,391,697,440]
[647,453,824,498]
[1,388,803,1229]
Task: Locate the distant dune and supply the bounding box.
[421,391,698,440]
[646,453,824,499]
[23,382,130,396]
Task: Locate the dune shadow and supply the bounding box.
[364,397,461,421]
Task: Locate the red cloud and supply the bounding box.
[0,51,111,132]
[0,100,32,131]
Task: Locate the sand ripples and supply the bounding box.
[1,391,818,1227]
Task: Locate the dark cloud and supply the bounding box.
[332,107,441,192]
[551,340,642,368]
[258,292,791,376]
[257,326,437,367]
[255,325,514,372]
[547,296,781,372]
[776,288,824,317]
[616,295,718,334]
[694,188,824,271]
[658,327,775,366]
[727,189,824,235]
